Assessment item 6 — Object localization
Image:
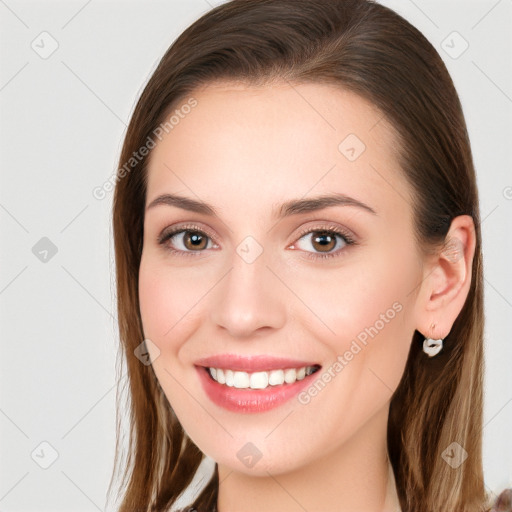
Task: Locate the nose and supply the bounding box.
[209,246,286,338]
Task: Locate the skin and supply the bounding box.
[138,81,476,512]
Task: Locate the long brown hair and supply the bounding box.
[108,1,500,510]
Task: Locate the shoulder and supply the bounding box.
[489,488,512,511]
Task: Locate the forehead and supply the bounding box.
[145,81,412,222]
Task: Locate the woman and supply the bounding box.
[108,0,510,510]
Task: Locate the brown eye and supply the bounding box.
[291,226,355,261]
[158,227,216,255]
[182,231,208,250]
[310,231,337,252]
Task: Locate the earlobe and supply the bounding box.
[415,214,476,340]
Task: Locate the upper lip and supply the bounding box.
[195,354,321,372]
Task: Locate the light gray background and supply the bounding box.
[0,1,511,510]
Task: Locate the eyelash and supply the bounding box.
[157,224,217,258]
[157,223,356,261]
[294,224,356,260]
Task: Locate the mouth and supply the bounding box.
[194,355,322,413]
[206,365,320,389]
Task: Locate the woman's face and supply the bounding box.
[139,81,425,475]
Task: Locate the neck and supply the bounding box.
[217,404,400,512]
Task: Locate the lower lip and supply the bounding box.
[196,366,318,413]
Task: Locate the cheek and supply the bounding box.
[287,245,418,404]
[138,261,170,340]
[138,257,201,347]
[342,252,418,385]
[294,250,415,339]
[284,251,417,451]
[138,258,206,420]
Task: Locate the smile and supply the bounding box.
[207,365,319,389]
[194,354,322,413]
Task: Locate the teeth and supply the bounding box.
[305,366,316,376]
[250,371,269,389]
[208,365,318,390]
[284,368,296,383]
[225,369,234,387]
[233,371,250,388]
[268,369,284,386]
[216,368,226,384]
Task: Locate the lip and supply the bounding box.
[194,353,319,372]
[195,354,321,413]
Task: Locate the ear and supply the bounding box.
[414,215,477,340]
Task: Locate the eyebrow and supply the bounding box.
[145,192,377,218]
